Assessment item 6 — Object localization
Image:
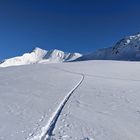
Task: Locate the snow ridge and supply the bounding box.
[0,48,47,67]
[0,48,82,67]
[28,71,84,140]
[76,33,140,61]
[41,49,82,63]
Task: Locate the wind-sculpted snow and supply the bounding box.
[1,60,140,140]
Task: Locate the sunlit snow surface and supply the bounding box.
[0,60,140,140]
[0,48,82,67]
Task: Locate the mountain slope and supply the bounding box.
[0,48,82,67]
[40,49,82,63]
[76,33,140,61]
[0,63,81,140]
[1,61,140,140]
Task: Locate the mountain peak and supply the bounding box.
[51,49,63,52]
[76,32,140,61]
[31,47,47,54]
[49,49,64,55]
[0,48,82,67]
[43,49,82,63]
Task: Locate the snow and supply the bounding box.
[1,60,140,140]
[0,64,81,140]
[29,73,84,140]
[0,48,47,67]
[51,61,140,140]
[0,48,82,67]
[76,33,140,61]
[41,49,82,63]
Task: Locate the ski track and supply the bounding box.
[26,66,140,140]
[27,68,84,140]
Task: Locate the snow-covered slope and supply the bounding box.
[0,64,81,140]
[76,33,140,61]
[40,49,82,63]
[1,61,140,140]
[0,48,82,67]
[0,48,47,67]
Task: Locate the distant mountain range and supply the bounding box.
[1,33,140,67]
[76,33,140,61]
[0,48,82,67]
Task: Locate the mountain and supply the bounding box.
[76,33,140,61]
[40,49,82,63]
[1,33,140,68]
[0,48,82,67]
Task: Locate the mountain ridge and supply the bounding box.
[76,33,140,61]
[1,33,140,67]
[0,48,82,67]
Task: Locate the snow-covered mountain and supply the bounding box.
[76,33,140,61]
[1,32,140,68]
[0,48,82,67]
[40,49,82,63]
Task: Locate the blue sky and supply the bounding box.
[0,0,140,59]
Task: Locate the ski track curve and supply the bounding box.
[27,68,84,140]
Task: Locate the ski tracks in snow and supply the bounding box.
[26,68,84,140]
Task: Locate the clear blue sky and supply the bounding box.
[0,0,140,59]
